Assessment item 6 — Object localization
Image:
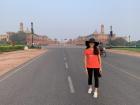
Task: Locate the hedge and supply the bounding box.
[0,45,24,52]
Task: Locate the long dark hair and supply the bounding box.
[85,41,90,49]
[94,45,99,55]
[85,41,99,55]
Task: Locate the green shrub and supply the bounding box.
[0,45,24,52]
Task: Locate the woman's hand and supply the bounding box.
[84,68,88,75]
[99,67,103,74]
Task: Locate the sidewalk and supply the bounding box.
[0,49,47,76]
[107,49,140,57]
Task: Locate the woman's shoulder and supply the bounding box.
[84,48,92,53]
[85,48,93,50]
[84,48,88,53]
[84,48,90,51]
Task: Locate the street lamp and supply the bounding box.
[128,35,131,46]
[31,22,34,47]
[109,26,113,48]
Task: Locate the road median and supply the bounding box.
[0,49,47,76]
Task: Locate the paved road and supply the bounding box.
[0,46,140,105]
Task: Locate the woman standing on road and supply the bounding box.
[84,38,102,98]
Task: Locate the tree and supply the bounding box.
[0,40,7,45]
[110,37,128,46]
[136,40,140,45]
[9,32,27,45]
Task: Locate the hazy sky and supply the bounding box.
[0,0,140,40]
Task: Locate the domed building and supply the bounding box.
[87,25,116,44]
[72,24,128,45]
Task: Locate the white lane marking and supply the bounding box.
[105,61,140,80]
[65,62,69,69]
[0,52,46,82]
[68,76,75,93]
[64,57,66,61]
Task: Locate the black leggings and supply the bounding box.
[87,68,100,88]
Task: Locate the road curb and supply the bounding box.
[107,49,140,57]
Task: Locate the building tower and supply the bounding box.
[20,22,24,32]
[25,27,30,33]
[101,24,104,34]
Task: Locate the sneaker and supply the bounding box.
[88,88,92,94]
[93,91,98,98]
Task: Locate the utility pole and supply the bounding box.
[31,22,34,47]
[128,35,131,46]
[109,26,113,48]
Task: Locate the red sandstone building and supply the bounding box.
[71,24,128,45]
[0,22,56,45]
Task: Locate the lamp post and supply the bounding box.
[109,26,113,48]
[31,22,34,47]
[128,35,131,46]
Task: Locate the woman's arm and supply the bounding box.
[84,55,87,68]
[84,55,88,74]
[98,54,102,71]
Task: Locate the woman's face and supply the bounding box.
[89,42,94,48]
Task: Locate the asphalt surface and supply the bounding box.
[0,45,140,105]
